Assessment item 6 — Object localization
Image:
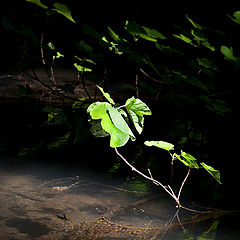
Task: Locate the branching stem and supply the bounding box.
[114,148,207,213]
[114,148,180,205]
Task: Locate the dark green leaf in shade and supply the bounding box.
[228,11,240,24]
[142,26,167,39]
[221,46,237,61]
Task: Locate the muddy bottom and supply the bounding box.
[0,158,239,240]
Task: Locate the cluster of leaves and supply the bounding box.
[76,16,234,116]
[26,0,75,23]
[88,87,221,184]
[144,141,221,184]
[16,1,239,119]
[87,86,151,147]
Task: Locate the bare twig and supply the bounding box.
[136,73,139,98]
[177,168,191,201]
[23,70,80,102]
[80,70,92,101]
[139,68,165,84]
[114,148,179,205]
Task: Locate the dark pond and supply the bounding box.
[0,156,239,240]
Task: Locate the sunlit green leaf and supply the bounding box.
[173,34,192,44]
[125,97,152,134]
[180,150,199,169]
[202,41,215,51]
[47,42,55,50]
[87,102,134,147]
[74,56,96,65]
[186,15,203,29]
[125,97,152,116]
[200,162,222,184]
[74,63,92,72]
[107,27,120,41]
[108,107,135,138]
[56,52,64,58]
[139,33,157,42]
[25,0,48,9]
[97,85,115,105]
[144,141,174,151]
[52,3,76,23]
[191,29,208,42]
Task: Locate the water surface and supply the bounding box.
[0,158,239,239]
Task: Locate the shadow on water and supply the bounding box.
[0,157,239,240]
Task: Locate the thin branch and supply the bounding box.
[114,148,179,204]
[177,168,191,201]
[23,70,80,102]
[135,73,139,98]
[114,148,217,214]
[139,68,165,84]
[80,70,92,101]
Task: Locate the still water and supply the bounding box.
[0,157,239,240]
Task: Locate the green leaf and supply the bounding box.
[142,26,167,40]
[138,33,157,42]
[186,15,203,29]
[173,34,192,44]
[200,162,222,184]
[52,3,76,23]
[183,76,209,92]
[125,97,152,116]
[97,85,115,105]
[125,21,157,42]
[125,97,152,134]
[76,40,93,54]
[197,58,218,71]
[56,52,64,58]
[199,95,231,115]
[87,102,134,147]
[74,63,92,72]
[47,42,55,50]
[228,11,240,24]
[108,107,135,138]
[107,27,120,41]
[25,0,48,9]
[144,141,174,151]
[202,41,215,51]
[89,119,109,138]
[180,150,199,169]
[191,29,208,42]
[81,24,101,40]
[221,46,237,61]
